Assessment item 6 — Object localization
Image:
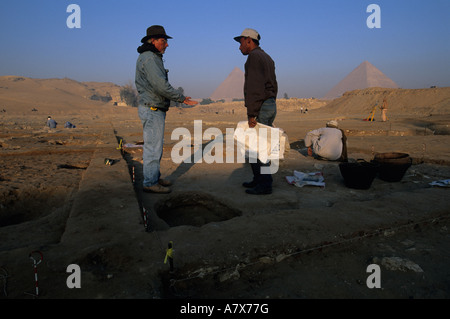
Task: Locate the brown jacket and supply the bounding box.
[244,47,278,117]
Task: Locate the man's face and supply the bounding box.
[239,37,252,56]
[152,38,169,54]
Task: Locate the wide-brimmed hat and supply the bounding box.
[234,28,261,42]
[141,25,172,43]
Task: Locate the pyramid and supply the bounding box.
[210,67,244,101]
[323,61,398,100]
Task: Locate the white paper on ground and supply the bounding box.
[285,170,325,188]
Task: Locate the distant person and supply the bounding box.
[300,107,303,113]
[136,25,198,194]
[305,120,348,162]
[380,98,388,122]
[234,28,278,195]
[46,116,57,128]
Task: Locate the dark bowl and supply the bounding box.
[372,152,412,182]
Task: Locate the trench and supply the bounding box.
[114,131,243,229]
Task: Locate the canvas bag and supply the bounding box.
[233,121,286,163]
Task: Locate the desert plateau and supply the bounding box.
[1,75,450,300]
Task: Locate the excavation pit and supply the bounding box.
[155,192,242,227]
[0,186,73,227]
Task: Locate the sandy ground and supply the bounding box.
[1,104,450,302]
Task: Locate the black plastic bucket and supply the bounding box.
[339,160,380,190]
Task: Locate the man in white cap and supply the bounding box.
[305,120,348,162]
[234,28,278,195]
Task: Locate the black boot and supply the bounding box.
[245,184,272,195]
[242,180,258,188]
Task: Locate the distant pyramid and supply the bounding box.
[323,61,398,100]
[210,67,244,101]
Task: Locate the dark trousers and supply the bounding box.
[250,98,277,188]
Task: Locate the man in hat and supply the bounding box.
[305,120,348,162]
[234,28,278,195]
[136,25,198,194]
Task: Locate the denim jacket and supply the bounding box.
[135,51,185,111]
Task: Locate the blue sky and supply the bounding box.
[0,0,449,98]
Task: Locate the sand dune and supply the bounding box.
[0,76,122,115]
[2,76,449,117]
[321,86,450,115]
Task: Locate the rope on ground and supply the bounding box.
[169,214,449,286]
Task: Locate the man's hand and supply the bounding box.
[307,146,313,157]
[183,97,198,106]
[248,116,257,128]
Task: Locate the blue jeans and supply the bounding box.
[138,105,166,187]
[257,98,277,127]
[251,98,277,188]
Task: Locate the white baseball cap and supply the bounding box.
[326,120,339,128]
[234,28,261,42]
